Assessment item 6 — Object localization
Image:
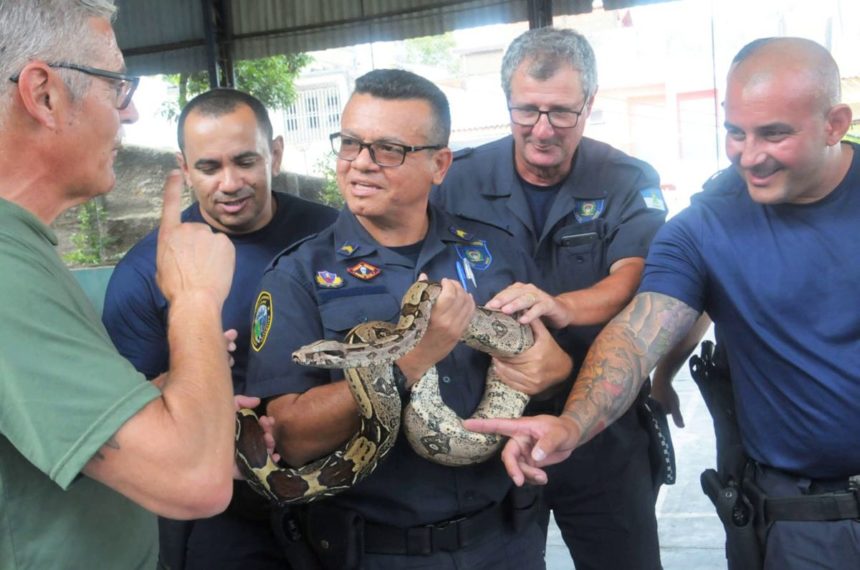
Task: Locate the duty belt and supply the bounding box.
[363,501,507,555]
[749,473,860,523]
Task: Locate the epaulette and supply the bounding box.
[268,233,319,270]
[452,147,474,161]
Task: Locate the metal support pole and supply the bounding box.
[527,0,553,28]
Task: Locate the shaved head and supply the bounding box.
[722,37,853,205]
[729,37,841,113]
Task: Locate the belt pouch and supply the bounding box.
[303,503,364,570]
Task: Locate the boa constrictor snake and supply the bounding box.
[235,280,533,505]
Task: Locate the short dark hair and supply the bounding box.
[177,88,273,152]
[352,69,451,146]
[731,37,778,66]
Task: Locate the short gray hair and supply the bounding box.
[0,0,117,119]
[500,27,597,102]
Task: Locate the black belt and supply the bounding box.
[750,467,860,523]
[363,501,508,555]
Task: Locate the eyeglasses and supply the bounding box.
[10,62,140,110]
[508,100,588,129]
[329,133,444,167]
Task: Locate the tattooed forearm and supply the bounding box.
[561,292,699,444]
[93,435,121,461]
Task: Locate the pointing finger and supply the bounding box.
[159,170,185,237]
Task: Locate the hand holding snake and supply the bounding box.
[235,280,535,504]
[485,282,569,328]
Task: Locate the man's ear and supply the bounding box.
[270,135,285,174]
[825,104,853,145]
[431,147,454,186]
[585,86,599,114]
[15,62,65,129]
[175,151,193,189]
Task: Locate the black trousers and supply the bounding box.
[753,464,860,570]
[539,406,662,570]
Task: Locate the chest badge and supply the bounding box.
[347,261,382,281]
[251,291,273,352]
[455,240,492,271]
[573,199,605,223]
[315,271,345,288]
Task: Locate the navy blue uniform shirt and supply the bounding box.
[642,146,860,478]
[103,192,338,394]
[433,135,667,389]
[246,205,540,527]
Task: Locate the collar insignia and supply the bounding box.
[449,226,474,241]
[338,242,359,256]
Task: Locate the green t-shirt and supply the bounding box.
[0,198,161,569]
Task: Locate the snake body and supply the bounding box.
[234,323,401,505]
[295,281,534,465]
[236,280,533,504]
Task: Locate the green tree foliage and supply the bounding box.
[402,33,460,73]
[160,53,311,119]
[314,156,344,209]
[64,199,115,266]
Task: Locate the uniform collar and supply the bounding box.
[331,205,470,269]
[479,135,607,201]
[0,196,58,246]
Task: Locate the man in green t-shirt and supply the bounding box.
[0,2,240,568]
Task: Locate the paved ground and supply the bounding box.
[545,366,728,569]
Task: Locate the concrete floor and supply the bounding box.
[545,370,728,570]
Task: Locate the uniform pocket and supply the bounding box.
[319,292,401,336]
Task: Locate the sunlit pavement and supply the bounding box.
[545,369,727,569]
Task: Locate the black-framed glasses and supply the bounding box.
[508,100,588,129]
[10,62,140,110]
[329,132,444,167]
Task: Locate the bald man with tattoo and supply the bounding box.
[466,37,860,569]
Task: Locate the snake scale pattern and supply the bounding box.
[235,280,533,504]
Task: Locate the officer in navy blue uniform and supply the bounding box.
[433,28,667,570]
[245,69,573,570]
[103,89,337,570]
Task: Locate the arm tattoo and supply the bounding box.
[561,292,699,443]
[93,435,121,461]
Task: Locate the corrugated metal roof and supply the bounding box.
[114,0,670,76]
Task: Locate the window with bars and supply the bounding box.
[282,85,343,144]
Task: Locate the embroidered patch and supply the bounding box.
[573,199,605,223]
[338,242,359,256]
[251,291,273,352]
[449,226,474,241]
[315,271,345,288]
[455,240,492,271]
[347,261,381,281]
[640,187,667,211]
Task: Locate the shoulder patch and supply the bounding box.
[639,187,667,211]
[251,291,273,352]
